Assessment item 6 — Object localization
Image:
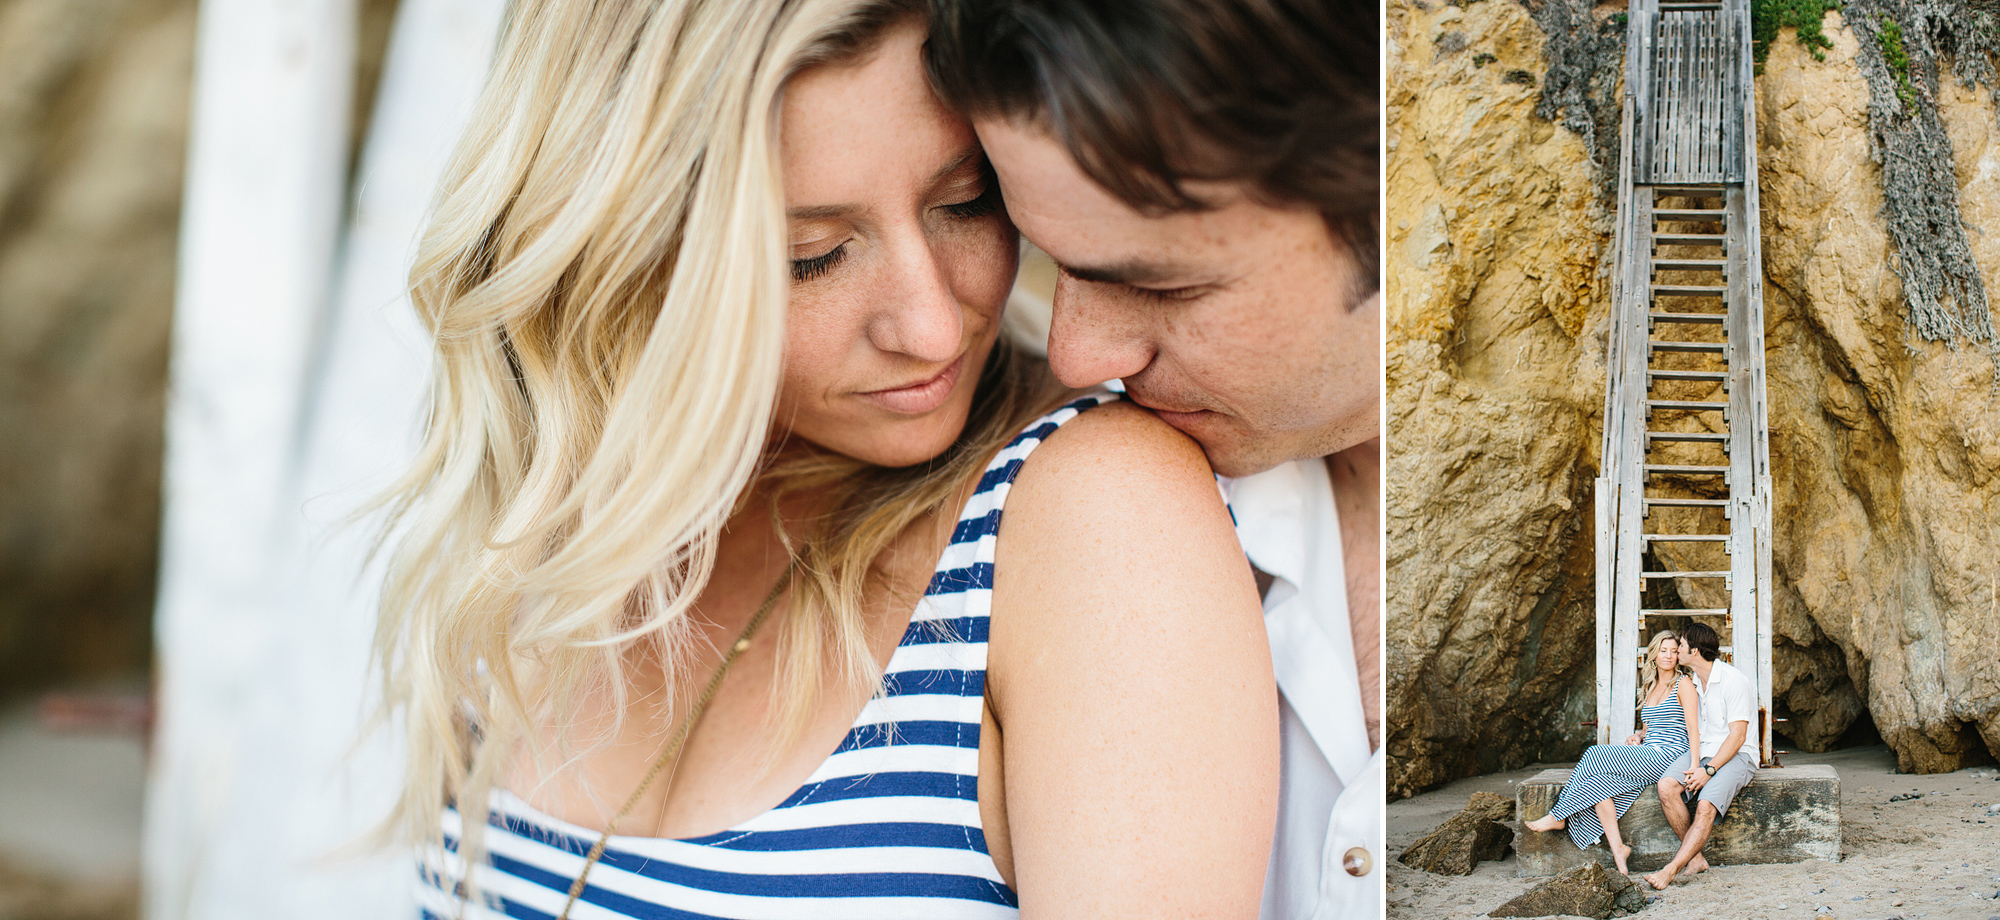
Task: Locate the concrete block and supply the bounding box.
[1515,763,1840,877]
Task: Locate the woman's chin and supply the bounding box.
[789,413,969,469]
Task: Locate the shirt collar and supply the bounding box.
[1222,459,1372,785]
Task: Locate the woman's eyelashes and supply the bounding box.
[790,243,848,283]
[936,180,1002,220]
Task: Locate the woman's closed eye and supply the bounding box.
[791,242,849,283]
[935,180,1002,220]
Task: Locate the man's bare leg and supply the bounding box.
[1657,776,1691,837]
[1645,802,1719,890]
[1653,778,1710,876]
[1594,797,1631,874]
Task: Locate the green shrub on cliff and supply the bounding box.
[1875,15,1917,115]
[1752,0,1837,70]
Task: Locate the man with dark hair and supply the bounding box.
[927,2,1380,917]
[1645,621,1759,890]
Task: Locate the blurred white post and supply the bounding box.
[147,1,502,916]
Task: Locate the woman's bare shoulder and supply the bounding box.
[982,397,1276,915]
[987,395,1264,669]
[1007,399,1219,511]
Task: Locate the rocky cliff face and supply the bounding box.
[1389,0,2000,797]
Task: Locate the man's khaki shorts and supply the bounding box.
[1680,752,1758,818]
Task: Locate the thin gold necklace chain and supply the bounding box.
[554,562,798,920]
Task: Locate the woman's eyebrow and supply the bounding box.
[787,203,860,219]
[924,148,982,190]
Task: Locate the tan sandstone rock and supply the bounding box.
[1388,0,1614,797]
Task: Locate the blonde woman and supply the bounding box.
[376,1,1278,917]
[1524,630,1699,874]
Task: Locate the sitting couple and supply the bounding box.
[379,0,1379,918]
[1524,623,1760,888]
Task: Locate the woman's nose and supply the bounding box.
[868,235,963,363]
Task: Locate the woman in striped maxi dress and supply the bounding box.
[1525,631,1700,874]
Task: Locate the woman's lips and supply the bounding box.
[857,355,964,414]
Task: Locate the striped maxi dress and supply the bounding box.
[1549,676,1693,850]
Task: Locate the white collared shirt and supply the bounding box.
[1693,659,1760,761]
[1224,459,1381,920]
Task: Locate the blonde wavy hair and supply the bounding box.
[1639,629,1689,702]
[372,0,1061,886]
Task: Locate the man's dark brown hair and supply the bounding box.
[1681,622,1721,662]
[925,0,1379,291]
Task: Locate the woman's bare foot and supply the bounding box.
[1610,841,1632,875]
[1524,814,1566,833]
[1643,867,1675,890]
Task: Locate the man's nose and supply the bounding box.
[869,237,963,363]
[1045,273,1152,387]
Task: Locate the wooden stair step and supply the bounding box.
[1648,370,1728,382]
[1654,208,1727,220]
[1646,400,1729,411]
[1652,258,1727,271]
[1643,533,1730,541]
[1654,233,1726,246]
[1644,464,1729,476]
[1653,284,1727,297]
[1650,311,1728,324]
[1640,570,1731,578]
[1651,185,1728,196]
[1640,608,1731,617]
[1647,432,1729,445]
[1650,341,1727,353]
[1643,496,1729,507]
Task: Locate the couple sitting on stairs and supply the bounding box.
[1524,622,1760,890]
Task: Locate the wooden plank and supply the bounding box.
[1678,14,1694,178]
[1596,478,1614,745]
[1651,340,1727,352]
[1650,311,1729,324]
[1696,14,1707,180]
[1703,13,1717,178]
[1649,17,1663,179]
[1670,14,1683,179]
[1709,14,1722,179]
[1601,38,1641,743]
[1611,133,1655,746]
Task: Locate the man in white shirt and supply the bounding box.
[928,3,1381,916]
[1646,621,1759,890]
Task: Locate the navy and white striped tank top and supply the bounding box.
[418,391,1116,920]
[1640,676,1690,755]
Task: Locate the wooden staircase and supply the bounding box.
[1596,0,1776,762]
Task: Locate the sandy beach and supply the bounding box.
[1389,745,2000,919]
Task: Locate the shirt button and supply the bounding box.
[1343,846,1373,877]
